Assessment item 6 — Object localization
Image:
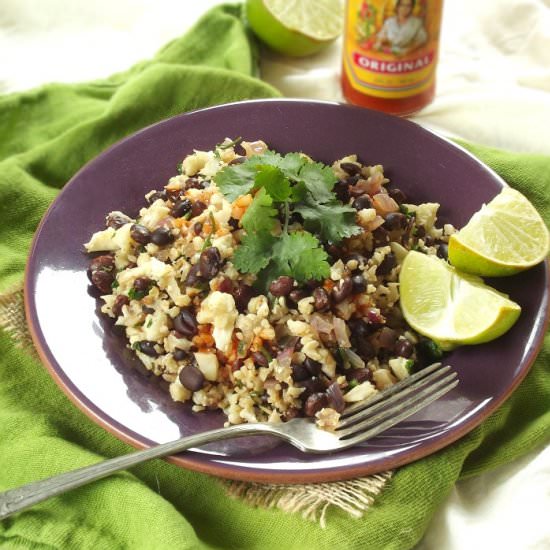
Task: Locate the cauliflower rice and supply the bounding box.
[85,139,454,429]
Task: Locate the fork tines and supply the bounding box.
[335,362,458,445]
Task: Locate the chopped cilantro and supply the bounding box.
[111,279,119,289]
[271,232,330,282]
[213,162,258,202]
[294,198,361,243]
[217,136,243,150]
[176,162,183,175]
[240,188,277,234]
[146,318,153,328]
[348,379,359,389]
[253,166,292,202]
[128,287,147,301]
[233,232,276,274]
[131,341,141,351]
[214,148,360,289]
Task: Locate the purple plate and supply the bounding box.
[25,100,549,483]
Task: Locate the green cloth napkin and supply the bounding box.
[0,4,549,549]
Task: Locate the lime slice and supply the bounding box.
[246,0,343,57]
[399,251,521,350]
[448,188,549,276]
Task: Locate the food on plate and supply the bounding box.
[448,187,550,277]
[399,251,521,351]
[84,138,463,428]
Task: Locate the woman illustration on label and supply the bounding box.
[374,0,427,56]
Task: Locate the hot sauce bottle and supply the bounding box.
[342,0,443,116]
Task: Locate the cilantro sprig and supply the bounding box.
[213,149,361,288]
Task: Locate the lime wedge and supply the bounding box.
[246,0,343,57]
[448,188,549,276]
[399,251,521,350]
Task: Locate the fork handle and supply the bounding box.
[0,423,274,520]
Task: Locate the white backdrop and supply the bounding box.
[1,1,549,548]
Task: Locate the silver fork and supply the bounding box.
[0,362,457,520]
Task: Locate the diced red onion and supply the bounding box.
[326,382,346,413]
[333,317,351,348]
[242,140,268,157]
[372,193,399,215]
[311,313,334,334]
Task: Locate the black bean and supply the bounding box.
[171,199,192,218]
[106,212,132,229]
[347,367,373,384]
[312,287,331,311]
[229,156,246,165]
[388,188,407,204]
[173,348,190,361]
[395,339,414,358]
[193,222,203,235]
[297,376,326,400]
[91,270,114,294]
[332,277,353,303]
[173,308,198,338]
[146,190,168,204]
[291,363,310,382]
[269,276,294,297]
[376,253,397,276]
[383,212,408,231]
[384,306,406,329]
[305,279,322,290]
[352,195,372,211]
[372,227,390,246]
[424,236,435,246]
[326,382,346,413]
[112,295,129,317]
[185,177,204,190]
[351,274,367,294]
[376,327,399,350]
[348,318,370,339]
[185,264,203,287]
[228,217,240,230]
[288,289,308,305]
[178,365,205,391]
[166,188,186,202]
[303,357,322,376]
[130,224,152,245]
[232,283,255,313]
[199,247,222,280]
[437,243,449,260]
[150,226,174,246]
[356,340,376,361]
[252,352,269,368]
[191,200,207,218]
[138,341,159,357]
[217,277,233,294]
[415,225,426,238]
[326,244,344,260]
[133,277,152,292]
[89,254,115,274]
[340,162,361,176]
[304,393,329,417]
[334,180,350,203]
[142,305,155,314]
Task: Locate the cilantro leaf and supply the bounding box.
[241,188,278,234]
[271,232,330,281]
[298,161,338,203]
[253,166,292,202]
[232,232,277,274]
[214,162,258,202]
[294,199,362,243]
[277,152,307,180]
